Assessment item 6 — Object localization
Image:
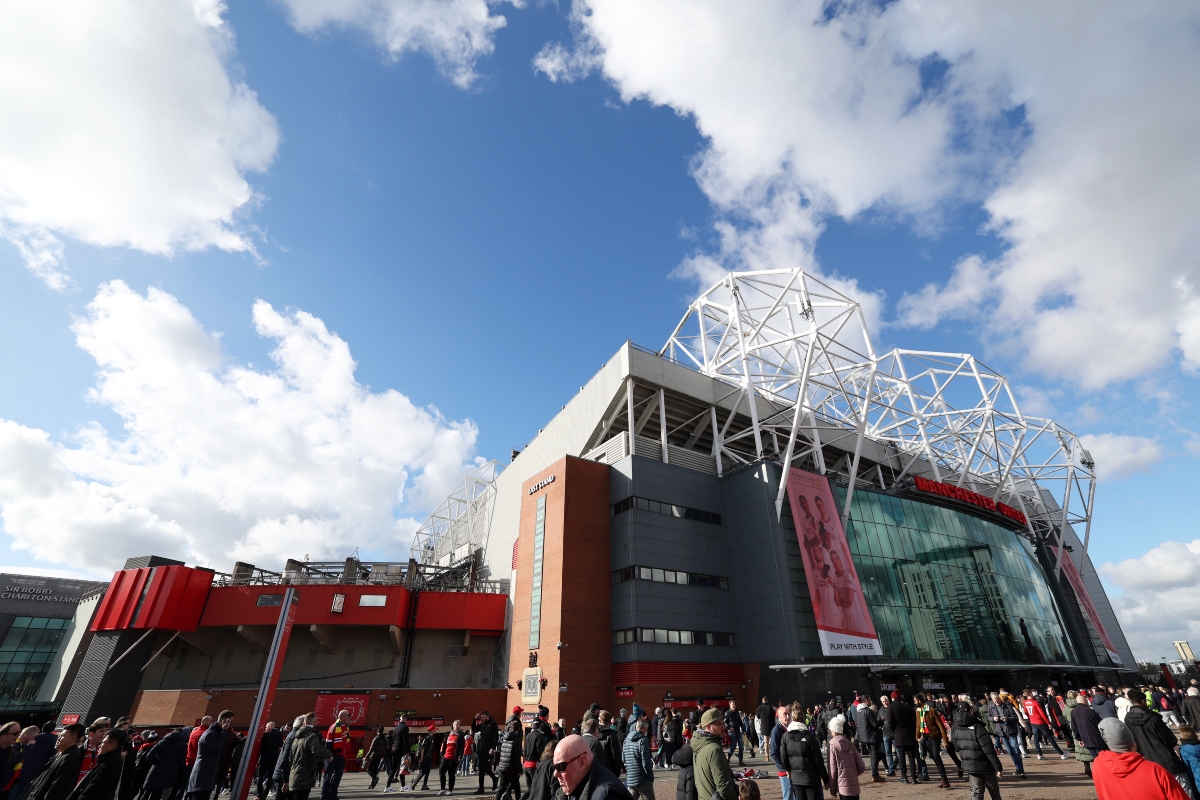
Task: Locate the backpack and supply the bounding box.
[1161,695,1174,711]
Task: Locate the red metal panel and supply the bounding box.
[610,662,745,684]
[134,566,214,631]
[414,592,506,631]
[90,569,152,631]
[199,584,410,628]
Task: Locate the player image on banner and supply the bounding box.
[785,467,882,656]
[1050,547,1123,666]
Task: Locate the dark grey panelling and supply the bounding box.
[611,457,826,666]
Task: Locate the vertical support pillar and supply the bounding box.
[659,388,668,464]
[231,588,300,800]
[626,379,636,457]
[839,368,876,534]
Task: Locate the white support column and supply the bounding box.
[775,326,816,518]
[710,406,723,476]
[626,378,636,457]
[1077,477,1098,584]
[839,367,876,533]
[659,388,668,464]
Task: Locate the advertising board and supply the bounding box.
[315,691,369,726]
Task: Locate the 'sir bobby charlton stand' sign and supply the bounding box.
[785,468,882,656]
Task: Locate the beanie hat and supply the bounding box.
[700,708,723,726]
[1098,718,1134,752]
[828,714,845,735]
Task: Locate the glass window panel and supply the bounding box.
[642,629,654,642]
[654,629,667,643]
[652,569,664,582]
[680,631,693,644]
[668,630,679,643]
[676,572,688,584]
[10,619,29,629]
[719,578,729,590]
[639,567,652,581]
[664,571,676,583]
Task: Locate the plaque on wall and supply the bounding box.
[522,667,542,704]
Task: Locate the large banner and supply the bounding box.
[785,468,881,656]
[1051,547,1122,666]
[315,691,369,726]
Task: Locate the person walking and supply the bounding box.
[878,696,895,776]
[1067,690,1106,778]
[1092,688,1120,722]
[286,715,331,800]
[986,694,1025,777]
[257,723,283,799]
[1183,690,1200,730]
[494,720,522,800]
[436,721,464,796]
[26,725,86,800]
[68,729,128,800]
[320,710,351,800]
[596,713,622,779]
[140,727,189,800]
[187,713,232,800]
[1154,689,1185,729]
[855,699,884,783]
[387,717,410,792]
[522,714,549,795]
[949,701,1003,800]
[365,728,388,790]
[768,705,792,800]
[722,702,744,768]
[825,716,864,800]
[1021,690,1066,760]
[1180,726,1200,795]
[472,711,498,795]
[917,694,952,788]
[273,718,303,800]
[671,740,695,800]
[659,714,677,770]
[887,694,919,784]
[691,710,736,800]
[621,718,654,800]
[754,700,774,762]
[1093,718,1189,800]
[1124,690,1198,798]
[779,702,828,800]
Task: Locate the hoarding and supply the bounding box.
[315,690,369,726]
[785,468,881,656]
[1051,547,1122,666]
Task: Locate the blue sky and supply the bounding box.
[0,0,1197,657]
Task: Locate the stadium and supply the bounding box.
[53,268,1137,736]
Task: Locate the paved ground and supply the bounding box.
[332,746,1099,800]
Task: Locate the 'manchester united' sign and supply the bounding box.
[913,475,1027,526]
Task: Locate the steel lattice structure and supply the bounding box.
[661,269,1097,576]
[411,460,505,566]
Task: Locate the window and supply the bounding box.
[529,495,547,650]
[612,566,729,589]
[358,595,387,607]
[611,496,722,525]
[256,594,283,607]
[629,628,734,647]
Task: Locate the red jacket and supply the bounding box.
[187,725,208,766]
[1094,751,1189,800]
[1022,699,1048,726]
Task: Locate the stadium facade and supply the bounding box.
[48,268,1137,735]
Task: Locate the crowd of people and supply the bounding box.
[10,678,1198,800]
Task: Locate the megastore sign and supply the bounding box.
[912,476,1027,526]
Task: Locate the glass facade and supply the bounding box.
[529,495,546,650]
[0,617,70,710]
[835,486,1075,663]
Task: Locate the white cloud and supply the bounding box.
[0,0,279,287]
[1079,433,1164,482]
[0,281,479,574]
[278,0,518,89]
[539,0,1200,389]
[1100,540,1200,659]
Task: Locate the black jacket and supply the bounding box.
[1183,697,1200,729]
[496,727,522,775]
[22,733,58,784]
[566,761,633,800]
[855,707,881,745]
[143,730,188,790]
[879,706,893,738]
[1069,702,1106,751]
[949,708,1001,776]
[1041,697,1067,728]
[526,755,555,800]
[273,728,299,784]
[259,729,284,767]
[27,746,85,800]
[473,719,499,754]
[1125,705,1187,774]
[388,724,410,756]
[722,710,742,736]
[523,724,548,765]
[754,705,774,734]
[597,728,622,775]
[987,702,1020,737]
[672,744,695,800]
[779,727,828,787]
[67,749,123,800]
[887,702,917,748]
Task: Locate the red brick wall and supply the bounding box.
[507,456,611,726]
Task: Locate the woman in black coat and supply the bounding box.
[779,705,829,800]
[886,696,919,784]
[140,729,189,800]
[949,702,1002,798]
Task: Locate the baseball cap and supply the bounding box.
[512,706,523,714]
[427,725,437,732]
[700,708,723,726]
